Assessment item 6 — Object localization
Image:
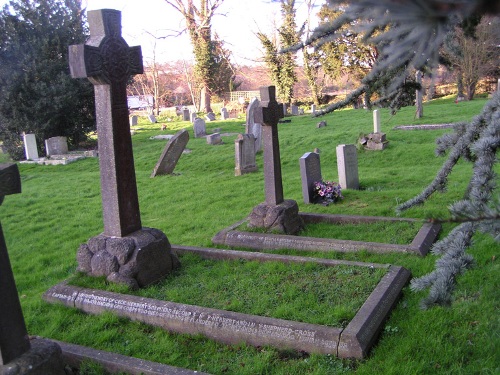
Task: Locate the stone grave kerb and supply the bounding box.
[254,86,285,206]
[69,8,143,238]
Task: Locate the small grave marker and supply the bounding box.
[150,129,189,177]
[45,136,68,156]
[246,97,262,152]
[336,144,359,190]
[205,112,216,121]
[148,114,157,123]
[415,70,423,119]
[129,115,138,126]
[22,133,39,160]
[182,108,190,121]
[311,104,316,115]
[300,152,322,204]
[206,133,222,145]
[291,105,299,115]
[235,133,257,176]
[193,118,206,138]
[221,107,229,120]
[373,110,381,133]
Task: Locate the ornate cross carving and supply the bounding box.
[69,9,143,237]
[254,86,285,205]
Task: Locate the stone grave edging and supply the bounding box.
[43,247,410,359]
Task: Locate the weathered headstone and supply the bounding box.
[0,163,65,373]
[300,152,322,204]
[311,104,316,115]
[373,110,381,133]
[221,107,229,120]
[336,144,359,190]
[205,112,216,121]
[129,115,138,126]
[206,133,222,145]
[246,97,263,152]
[291,105,299,116]
[317,121,327,128]
[415,70,423,118]
[22,133,38,160]
[235,134,257,176]
[148,114,157,123]
[193,118,206,138]
[45,136,68,156]
[69,8,178,287]
[282,103,287,115]
[150,129,189,177]
[182,108,190,121]
[190,111,197,123]
[248,86,303,234]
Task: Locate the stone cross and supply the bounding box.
[254,86,285,206]
[69,9,143,237]
[0,163,31,365]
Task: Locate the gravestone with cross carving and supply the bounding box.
[247,86,303,234]
[70,9,179,289]
[0,164,65,373]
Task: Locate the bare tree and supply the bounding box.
[164,0,224,113]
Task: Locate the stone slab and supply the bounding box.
[49,338,208,375]
[45,136,68,156]
[212,213,441,256]
[22,133,38,160]
[150,129,189,177]
[393,123,456,130]
[44,246,410,359]
[336,144,359,190]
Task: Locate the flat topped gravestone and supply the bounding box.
[0,164,65,373]
[247,86,303,234]
[150,129,189,177]
[70,9,178,288]
[22,133,38,161]
[45,136,68,156]
[234,133,257,176]
[300,152,322,204]
[337,144,359,190]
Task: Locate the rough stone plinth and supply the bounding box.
[248,200,303,235]
[362,132,389,150]
[0,338,65,375]
[77,227,180,289]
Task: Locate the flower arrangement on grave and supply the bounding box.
[312,180,343,205]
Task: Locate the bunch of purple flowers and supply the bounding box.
[312,180,343,205]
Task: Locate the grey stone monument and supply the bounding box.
[206,133,222,145]
[300,152,322,204]
[311,104,316,115]
[193,117,206,138]
[336,144,359,190]
[22,133,38,161]
[221,107,229,120]
[246,97,263,152]
[69,9,178,288]
[150,129,189,177]
[205,112,216,121]
[129,115,138,126]
[248,86,303,234]
[190,111,197,123]
[182,108,190,121]
[235,133,257,176]
[415,70,423,119]
[0,163,65,373]
[291,105,299,115]
[148,114,157,123]
[45,136,68,156]
[361,110,388,150]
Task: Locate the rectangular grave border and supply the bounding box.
[212,212,441,256]
[43,246,410,359]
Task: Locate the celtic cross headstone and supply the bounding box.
[254,86,285,206]
[70,9,179,288]
[248,86,303,234]
[69,9,143,237]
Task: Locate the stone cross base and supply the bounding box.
[359,132,389,150]
[0,339,65,374]
[248,200,304,235]
[77,227,180,289]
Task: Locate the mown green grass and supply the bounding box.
[0,96,498,374]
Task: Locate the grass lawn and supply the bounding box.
[0,95,498,374]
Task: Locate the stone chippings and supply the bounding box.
[248,199,304,235]
[77,227,180,289]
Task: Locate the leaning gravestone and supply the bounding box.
[148,114,157,123]
[69,9,178,288]
[22,133,39,160]
[193,118,206,138]
[300,152,322,204]
[205,112,216,121]
[336,144,359,190]
[235,133,257,176]
[248,86,303,234]
[150,129,189,177]
[0,163,65,373]
[246,97,263,152]
[45,136,68,156]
